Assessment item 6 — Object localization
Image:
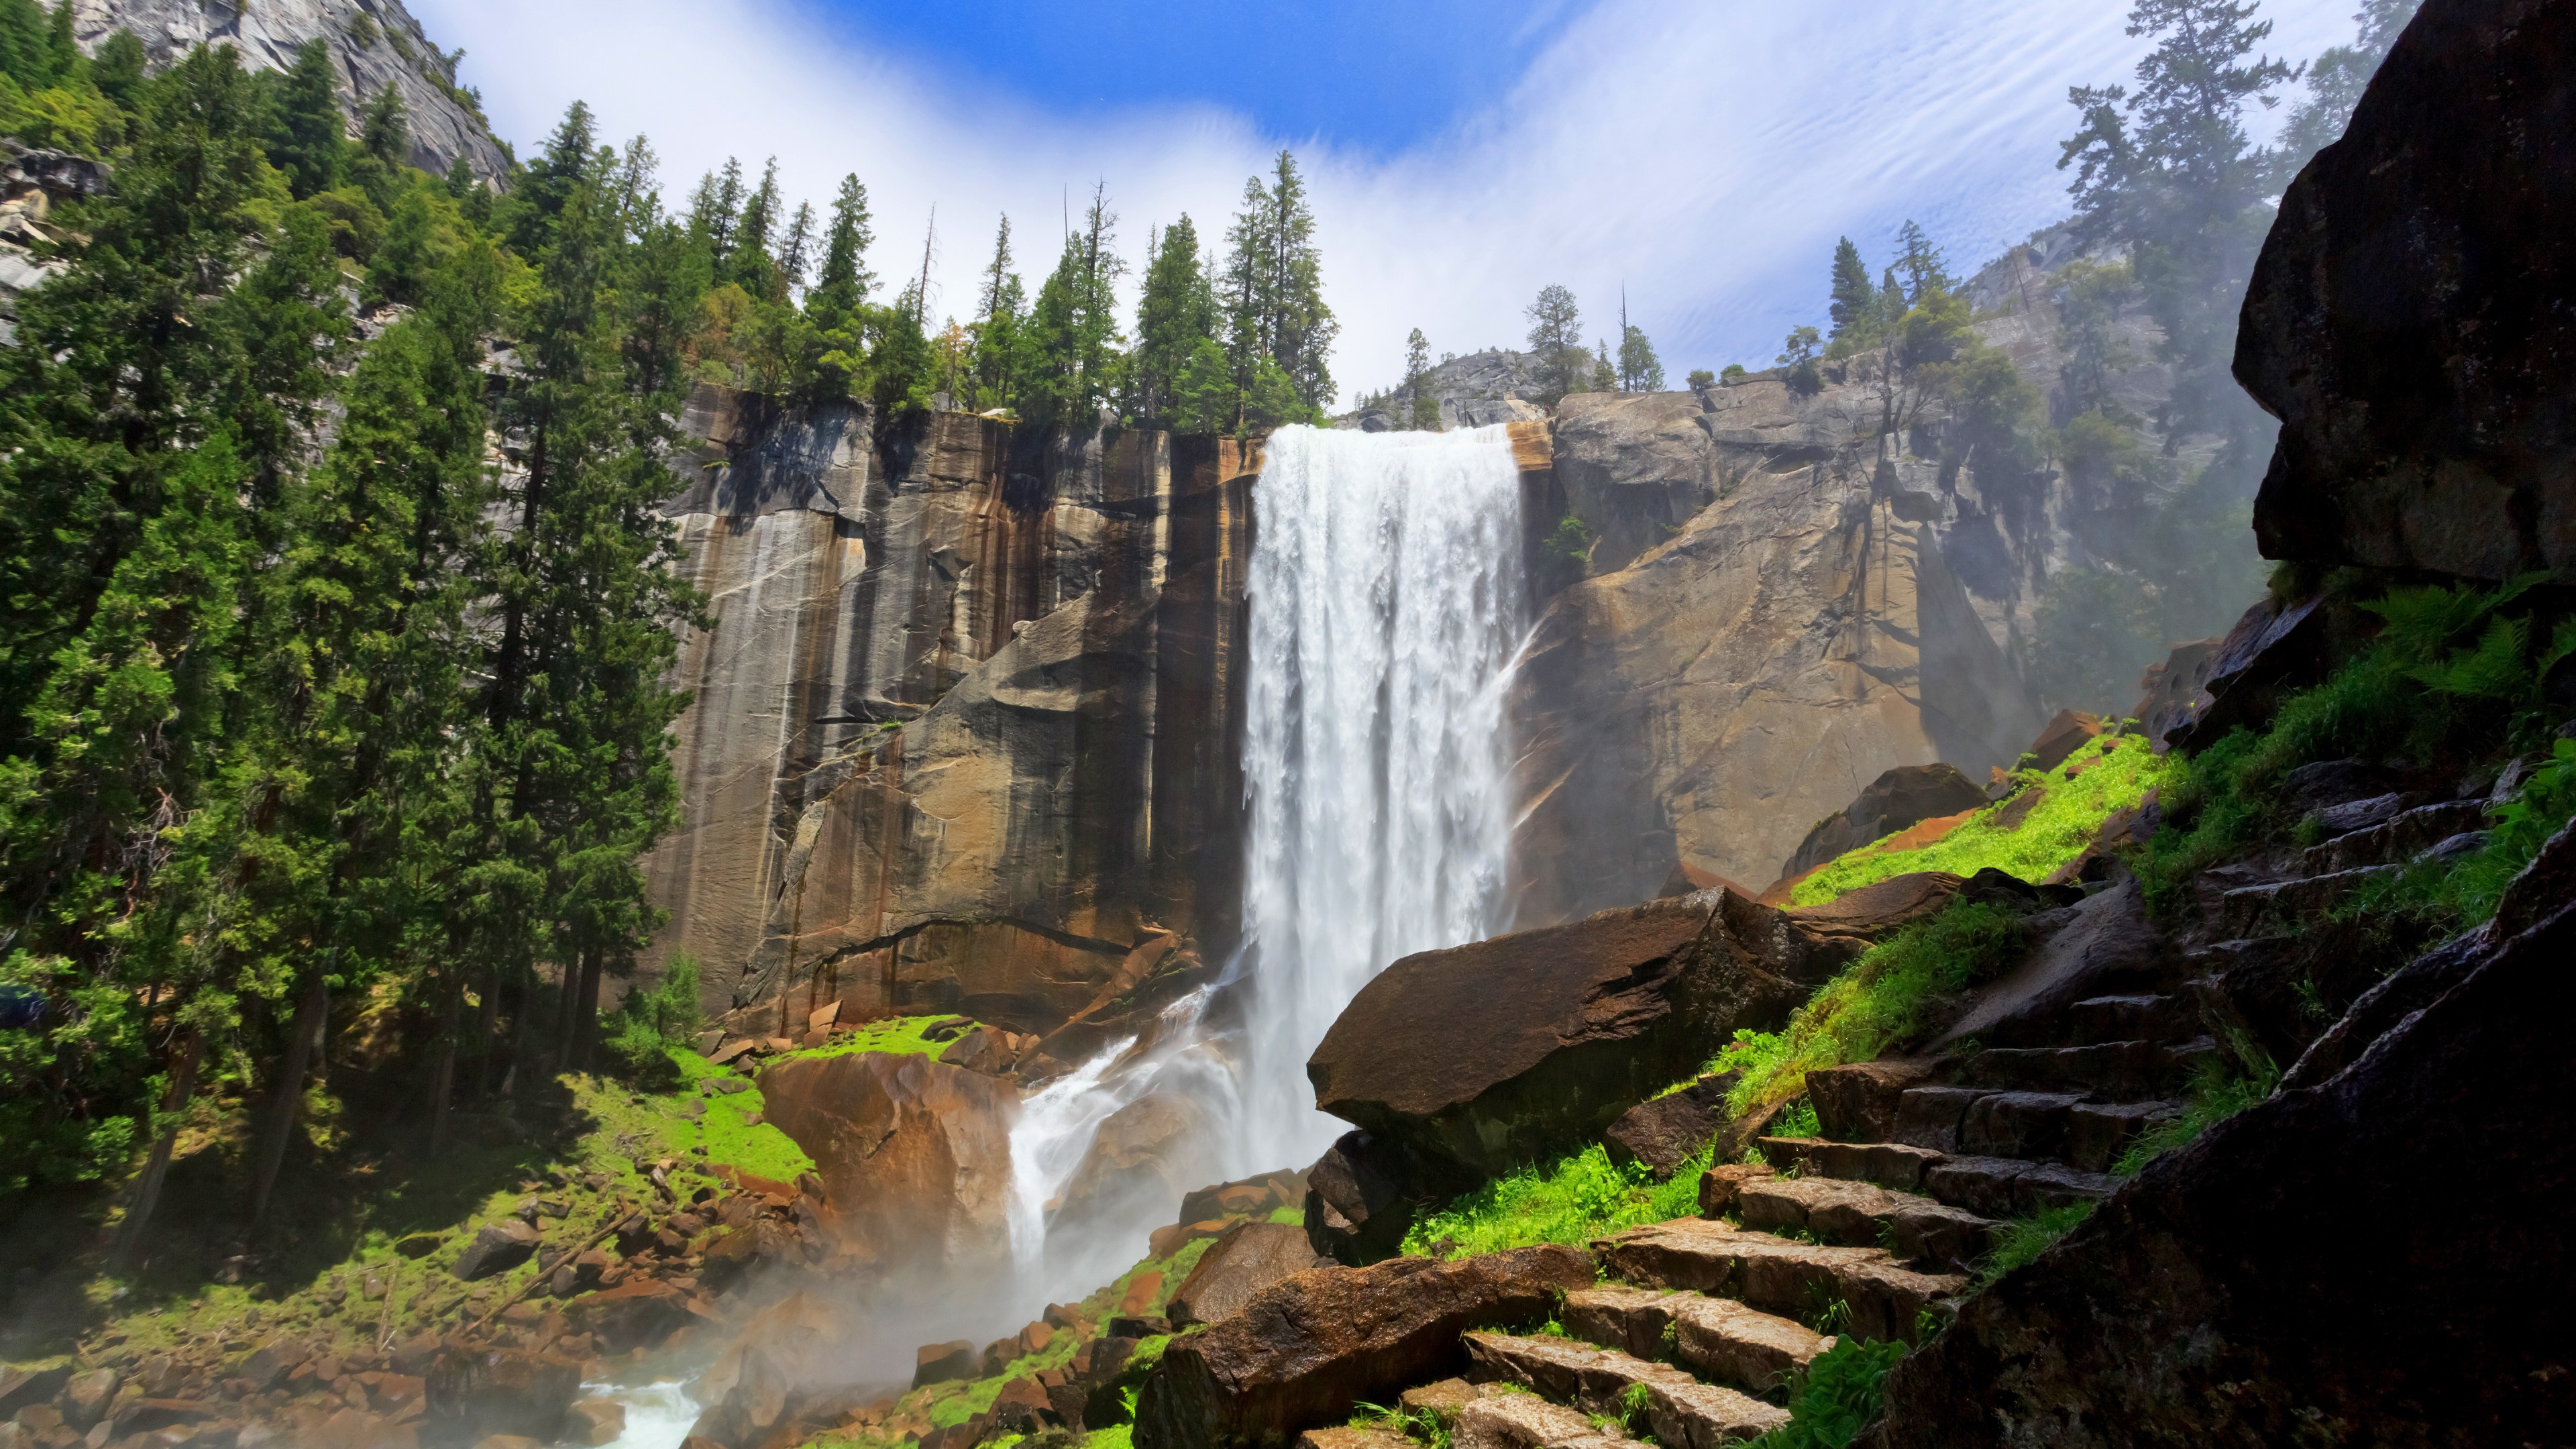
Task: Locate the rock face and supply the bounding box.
[1132,1245,1595,1449]
[1857,828,2576,1447]
[1779,765,1990,885]
[2239,0,2576,581]
[1167,1222,1323,1328]
[71,0,510,180]
[756,1051,1018,1270]
[1308,890,1845,1183]
[647,390,1254,1032]
[1509,381,2047,918]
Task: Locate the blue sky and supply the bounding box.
[801,0,1573,155]
[417,0,2368,405]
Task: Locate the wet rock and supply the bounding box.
[1051,1093,1216,1244]
[1308,891,1828,1186]
[1804,1059,1935,1143]
[0,1366,68,1417]
[1778,765,1990,883]
[1303,1130,1476,1267]
[2020,710,2106,774]
[1116,1271,1166,1318]
[1784,872,1964,950]
[697,1218,796,1296]
[451,1220,541,1281]
[989,1377,1057,1435]
[58,1370,119,1428]
[1167,1223,1328,1328]
[2239,0,2576,582]
[687,1295,843,1449]
[1858,820,2576,1447]
[2163,594,2332,753]
[423,1347,578,1446]
[1178,1172,1304,1226]
[563,1399,624,1446]
[1601,1072,1741,1177]
[913,1341,977,1389]
[566,1279,694,1353]
[757,1051,1017,1270]
[1132,1244,1597,1449]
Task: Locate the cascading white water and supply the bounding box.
[995,421,1526,1285]
[1234,423,1529,1169]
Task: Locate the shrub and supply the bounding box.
[597,955,702,1087]
[1741,1337,1911,1448]
[1715,902,2029,1118]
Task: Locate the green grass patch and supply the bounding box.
[1741,1337,1910,1449]
[1976,1202,2094,1287]
[1266,1203,1305,1227]
[1790,735,2163,906]
[1085,1428,1134,1449]
[779,1014,975,1064]
[1402,1144,1710,1258]
[2110,1051,2280,1177]
[1714,903,2029,1119]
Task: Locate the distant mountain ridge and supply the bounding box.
[69,0,508,180]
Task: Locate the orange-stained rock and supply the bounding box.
[1117,1271,1165,1318]
[756,1052,1018,1271]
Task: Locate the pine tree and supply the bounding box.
[1616,294,1666,392]
[690,158,745,267]
[967,215,1024,415]
[1523,284,1584,405]
[807,175,876,330]
[508,99,598,256]
[1221,151,1337,422]
[1131,215,1218,425]
[734,156,782,294]
[779,202,817,295]
[1894,220,1955,303]
[1404,327,1439,430]
[1591,339,1617,394]
[1020,184,1125,429]
[270,39,345,199]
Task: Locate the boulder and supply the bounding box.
[452,1219,542,1281]
[2237,0,2576,583]
[1179,1171,1303,1226]
[1307,890,1833,1185]
[1784,872,1964,949]
[1779,765,1991,883]
[1803,1059,1935,1143]
[424,1347,580,1446]
[564,1399,626,1446]
[1167,1223,1328,1328]
[2163,595,2332,753]
[914,1340,977,1389]
[686,1294,843,1449]
[57,1369,118,1429]
[1132,1244,1597,1449]
[1305,1131,1469,1267]
[1601,1072,1741,1177]
[756,1051,1018,1269]
[1857,822,2576,1447]
[0,1366,68,1418]
[566,1279,696,1353]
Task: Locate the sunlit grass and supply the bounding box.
[1402,1144,1711,1258]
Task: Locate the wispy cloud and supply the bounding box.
[415,0,2361,401]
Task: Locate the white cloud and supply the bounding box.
[415,0,2362,402]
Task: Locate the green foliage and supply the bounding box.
[2110,1050,2277,1175]
[1771,1097,1821,1140]
[2143,577,2571,912]
[1221,151,1337,418]
[1740,1338,1910,1449]
[1525,284,1585,405]
[1617,322,1664,393]
[1717,904,2031,1118]
[1690,368,1720,388]
[1403,1143,1711,1258]
[1130,215,1220,427]
[1827,237,1876,345]
[1790,735,2163,906]
[598,957,702,1085]
[1544,514,1597,567]
[1977,1202,2095,1285]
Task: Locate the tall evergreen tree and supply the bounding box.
[1827,237,1882,347]
[1130,215,1217,426]
[733,156,782,294]
[689,158,745,268]
[966,215,1024,415]
[779,202,818,296]
[1616,294,1665,392]
[1020,184,1125,428]
[270,39,345,199]
[1221,151,1337,421]
[1523,284,1584,405]
[1404,328,1440,430]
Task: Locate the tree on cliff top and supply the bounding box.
[1405,328,1441,429]
[1130,214,1218,427]
[2060,0,2297,451]
[1525,284,1585,405]
[1222,150,1336,421]
[1020,182,1126,429]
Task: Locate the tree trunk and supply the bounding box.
[573,952,604,1071]
[470,965,500,1099]
[428,979,460,1158]
[247,971,328,1233]
[112,1027,204,1266]
[554,949,588,1071]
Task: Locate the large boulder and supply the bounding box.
[1132,1245,1596,1449]
[1168,1222,1328,1328]
[1779,765,1990,883]
[757,1051,1018,1269]
[1856,824,2576,1447]
[2238,0,2576,581]
[1307,890,1840,1185]
[1601,1072,1743,1178]
[1304,1130,1474,1267]
[451,1219,541,1281]
[686,1293,846,1449]
[1049,1092,1215,1242]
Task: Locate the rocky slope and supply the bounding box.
[70,0,509,180]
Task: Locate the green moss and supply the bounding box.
[1715,903,2029,1118]
[1085,1429,1134,1449]
[1401,1144,1711,1258]
[1265,1203,1304,1228]
[1791,735,2164,906]
[784,1014,974,1063]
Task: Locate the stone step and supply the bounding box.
[1590,1220,1964,1344]
[1953,1038,2210,1099]
[1876,1085,2184,1171]
[1454,1387,1654,1449]
[1733,1176,1998,1274]
[1752,1140,2124,1218]
[1562,1286,1832,1398]
[2300,796,2488,875]
[1399,1379,1509,1429]
[1462,1333,1792,1449]
[2218,865,2397,938]
[2065,994,2198,1043]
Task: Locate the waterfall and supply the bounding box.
[994,421,1527,1286]
[1234,423,1530,1169]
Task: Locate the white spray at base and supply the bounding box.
[1002,421,1531,1273]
